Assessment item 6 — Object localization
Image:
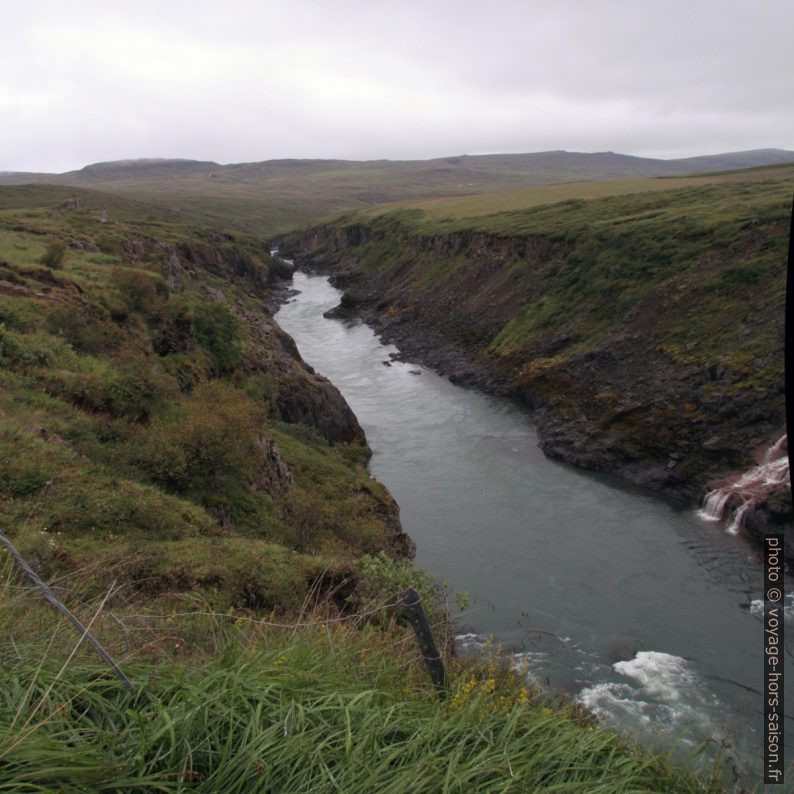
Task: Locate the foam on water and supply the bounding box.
[613,651,694,699]
[576,682,655,728]
[576,651,720,746]
[454,632,485,653]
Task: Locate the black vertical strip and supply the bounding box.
[784,192,794,487]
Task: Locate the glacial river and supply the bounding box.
[276,271,792,786]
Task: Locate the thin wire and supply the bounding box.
[0,531,134,692]
[1,540,449,695]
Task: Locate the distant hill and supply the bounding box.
[669,148,794,171]
[75,158,220,180]
[5,147,794,185]
[2,148,792,235]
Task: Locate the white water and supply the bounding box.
[577,652,721,751]
[697,434,789,534]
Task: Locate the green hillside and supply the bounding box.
[364,162,794,219]
[0,185,415,611]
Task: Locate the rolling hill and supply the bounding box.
[2,148,793,236]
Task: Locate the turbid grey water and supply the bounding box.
[276,271,792,784]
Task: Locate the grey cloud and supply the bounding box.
[1,0,791,171]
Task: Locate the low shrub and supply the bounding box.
[43,358,175,421]
[112,267,166,313]
[45,304,124,355]
[39,239,66,268]
[45,478,217,539]
[193,301,241,374]
[150,299,194,356]
[0,325,54,369]
[354,551,447,626]
[721,265,760,287]
[131,381,264,495]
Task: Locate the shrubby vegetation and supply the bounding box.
[0,186,404,607]
[192,301,241,374]
[39,238,66,268]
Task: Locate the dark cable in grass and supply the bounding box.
[0,528,134,693]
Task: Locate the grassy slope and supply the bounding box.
[0,184,409,613]
[364,163,794,220]
[284,165,792,505]
[366,165,791,372]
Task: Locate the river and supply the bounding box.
[275,271,792,785]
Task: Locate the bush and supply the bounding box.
[0,325,53,369]
[0,297,35,332]
[112,267,166,313]
[721,265,760,287]
[43,370,113,414]
[107,359,176,421]
[150,299,194,355]
[132,381,264,495]
[354,551,447,626]
[280,488,329,552]
[193,302,241,374]
[45,478,217,539]
[45,304,124,355]
[0,456,54,499]
[39,239,66,268]
[44,358,175,421]
[95,232,126,258]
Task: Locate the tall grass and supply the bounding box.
[0,644,725,793]
[0,562,726,793]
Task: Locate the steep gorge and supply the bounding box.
[281,178,792,562]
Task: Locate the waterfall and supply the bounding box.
[697,434,790,535]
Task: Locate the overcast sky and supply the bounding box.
[2,0,792,172]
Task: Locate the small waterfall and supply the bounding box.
[697,434,790,535]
